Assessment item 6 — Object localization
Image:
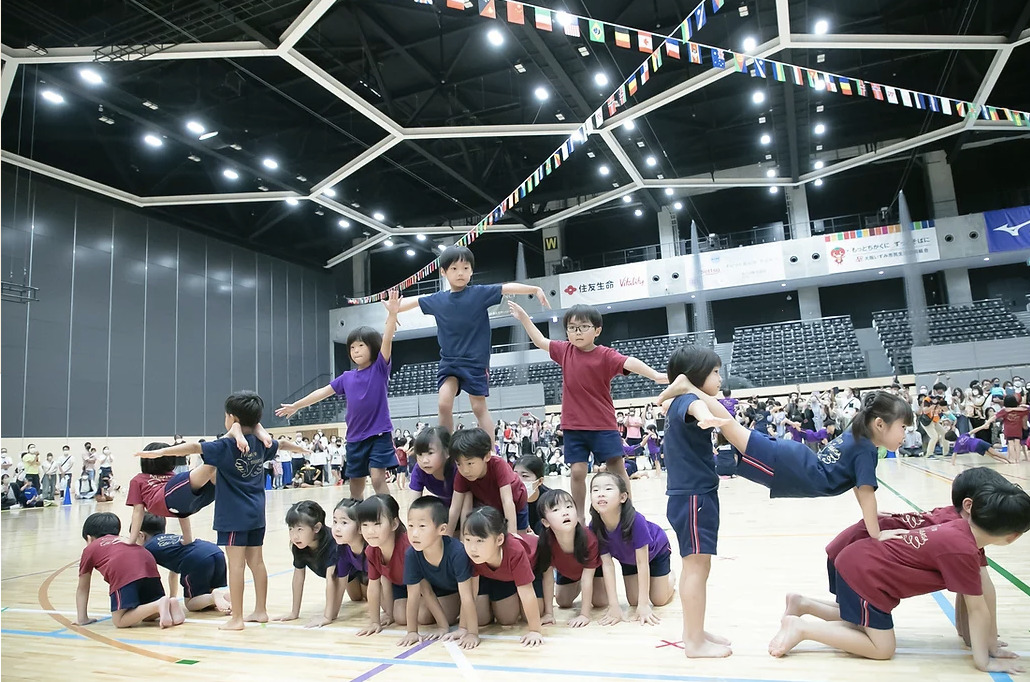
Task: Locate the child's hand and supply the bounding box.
[74,617,98,626]
[540,612,555,626]
[383,289,402,316]
[521,630,544,648]
[507,300,529,321]
[357,621,383,636]
[275,403,298,418]
[397,632,421,647]
[985,658,1024,674]
[697,416,732,431]
[568,614,590,628]
[440,627,466,642]
[991,645,1019,659]
[234,434,250,454]
[304,615,333,628]
[599,606,624,626]
[379,613,395,627]
[534,287,551,309]
[458,632,481,649]
[634,605,660,626]
[877,529,908,541]
[656,374,692,407]
[272,612,299,622]
[421,626,448,641]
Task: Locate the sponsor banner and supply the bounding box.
[558,261,648,307]
[823,223,938,272]
[984,205,1030,253]
[700,242,785,289]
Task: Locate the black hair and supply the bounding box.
[933,382,947,392]
[286,500,326,528]
[562,304,603,330]
[140,442,176,475]
[951,467,1008,511]
[225,390,263,427]
[945,431,958,442]
[588,472,636,543]
[334,497,362,523]
[140,512,167,536]
[346,326,383,365]
[515,455,545,480]
[1003,395,1018,408]
[414,425,450,458]
[970,483,1030,535]
[449,428,492,460]
[462,505,506,539]
[667,344,722,389]
[534,489,590,575]
[82,512,121,541]
[408,496,449,526]
[356,494,406,534]
[851,391,913,441]
[722,388,731,398]
[440,245,475,270]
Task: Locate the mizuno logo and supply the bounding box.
[994,218,1030,237]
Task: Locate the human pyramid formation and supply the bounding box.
[74,246,1029,673]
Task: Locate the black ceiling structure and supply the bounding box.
[2,0,1029,278]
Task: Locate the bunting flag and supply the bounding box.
[478,0,496,17]
[638,31,653,52]
[681,17,693,41]
[446,0,465,8]
[666,39,680,59]
[535,7,551,30]
[773,61,786,82]
[563,16,580,36]
[940,97,952,115]
[506,1,523,23]
[651,48,662,71]
[689,42,702,63]
[712,0,725,9]
[589,19,604,42]
[899,89,912,107]
[710,48,726,68]
[750,57,766,78]
[928,95,939,112]
[823,74,836,93]
[856,79,867,97]
[790,65,803,86]
[885,87,898,105]
[607,96,618,116]
[732,53,746,72]
[615,29,631,48]
[871,83,884,101]
[640,61,650,84]
[694,4,706,30]
[839,79,852,96]
[628,76,638,96]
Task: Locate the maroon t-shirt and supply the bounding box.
[125,472,172,517]
[472,533,538,585]
[453,455,527,513]
[80,535,161,593]
[549,341,628,431]
[836,519,983,612]
[365,531,410,585]
[996,407,1029,439]
[826,506,986,567]
[548,527,601,581]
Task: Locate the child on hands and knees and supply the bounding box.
[356,495,411,636]
[400,497,478,647]
[771,482,1030,675]
[393,245,551,435]
[276,290,402,498]
[509,300,667,522]
[140,513,231,614]
[409,426,457,509]
[659,377,912,541]
[76,512,185,629]
[331,498,370,605]
[274,501,341,628]
[126,442,218,546]
[589,472,676,627]
[448,428,529,536]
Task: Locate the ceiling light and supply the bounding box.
[599,165,610,176]
[760,133,772,145]
[142,100,159,110]
[285,197,299,206]
[636,141,646,148]
[26,44,48,56]
[577,45,590,57]
[406,249,416,257]
[594,72,609,87]
[664,188,674,196]
[534,86,549,101]
[742,36,757,52]
[555,112,565,121]
[229,143,242,151]
[98,115,115,125]
[438,244,447,251]
[814,123,826,135]
[622,120,636,130]
[587,151,595,158]
[816,104,824,113]
[296,175,307,182]
[766,168,776,177]
[781,283,787,287]
[199,131,219,140]
[223,169,239,180]
[752,91,765,104]
[814,178,824,187]
[186,121,205,135]
[983,257,990,261]
[814,160,825,169]
[188,154,201,162]
[634,209,643,217]
[878,270,884,275]
[814,79,826,91]
[673,201,683,210]
[768,186,779,194]
[315,209,324,216]
[384,239,395,247]
[816,53,826,63]
[324,188,336,198]
[738,5,749,17]
[646,156,657,167]
[487,28,504,46]
[765,153,773,160]
[258,185,268,191]
[79,68,103,85]
[814,19,830,34]
[373,211,385,221]
[416,233,427,241]
[40,89,65,104]
[262,158,279,170]
[338,219,350,228]
[143,134,163,147]
[514,62,527,73]
[815,144,823,151]
[622,195,633,203]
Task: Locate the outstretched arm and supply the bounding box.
[623,357,668,384]
[275,386,335,419]
[508,301,551,352]
[381,289,401,362]
[135,442,202,458]
[391,297,421,314]
[278,440,311,455]
[502,282,550,309]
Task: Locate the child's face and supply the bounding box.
[541,497,576,530]
[590,476,626,513]
[332,509,360,544]
[873,418,907,451]
[566,317,601,349]
[443,259,473,289]
[360,513,396,548]
[700,366,722,395]
[462,531,503,565]
[350,340,371,366]
[416,440,446,475]
[407,508,444,551]
[289,521,320,549]
[455,454,488,482]
[46,454,53,461]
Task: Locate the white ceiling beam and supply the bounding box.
[1,61,18,116]
[598,130,645,185]
[789,34,1007,50]
[1,151,144,206]
[774,0,791,45]
[391,224,532,235]
[534,185,638,229]
[402,123,581,139]
[310,135,403,195]
[325,232,391,268]
[278,0,339,53]
[964,46,1014,130]
[643,177,792,189]
[139,191,298,207]
[0,41,275,64]
[970,119,1029,132]
[310,195,395,235]
[1015,27,1030,47]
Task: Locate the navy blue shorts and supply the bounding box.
[667,491,719,556]
[391,582,408,602]
[555,570,579,586]
[164,472,216,517]
[438,362,490,397]
[827,557,838,595]
[836,574,893,630]
[616,549,672,578]
[345,433,398,479]
[217,527,266,547]
[110,577,164,612]
[181,554,228,599]
[478,574,543,602]
[563,430,624,464]
[430,583,458,598]
[737,431,778,489]
[516,505,530,532]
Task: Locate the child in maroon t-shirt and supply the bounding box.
[992,396,1028,463]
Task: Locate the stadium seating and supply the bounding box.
[729,316,866,387]
[872,299,1028,374]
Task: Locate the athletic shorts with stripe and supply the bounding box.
[667,491,719,556]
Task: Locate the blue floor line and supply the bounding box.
[929,591,1013,682]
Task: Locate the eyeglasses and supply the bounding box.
[566,325,594,334]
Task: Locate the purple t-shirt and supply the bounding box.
[591,510,670,565]
[409,464,455,506]
[330,353,393,443]
[954,434,990,456]
[335,543,367,579]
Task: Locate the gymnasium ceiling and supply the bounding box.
[2,0,1029,272]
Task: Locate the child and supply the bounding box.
[400,497,477,646]
[784,420,838,446]
[276,290,402,498]
[662,345,731,658]
[394,245,550,435]
[769,483,1030,674]
[514,455,551,533]
[394,440,409,490]
[448,428,528,535]
[139,513,231,613]
[509,300,667,520]
[272,501,341,628]
[947,430,1009,465]
[535,489,607,628]
[589,472,676,627]
[19,480,46,508]
[462,506,547,648]
[642,425,663,472]
[137,391,308,630]
[409,426,457,507]
[660,378,911,542]
[993,396,1028,463]
[356,494,411,635]
[75,512,184,629]
[126,441,218,546]
[331,498,369,604]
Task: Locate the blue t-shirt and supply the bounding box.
[418,284,503,368]
[770,432,878,498]
[201,436,279,532]
[664,394,718,496]
[144,533,223,576]
[403,535,473,593]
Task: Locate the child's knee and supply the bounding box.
[556,595,575,609]
[494,609,519,626]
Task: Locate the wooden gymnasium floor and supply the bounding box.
[2,454,1028,682]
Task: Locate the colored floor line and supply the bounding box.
[930,592,1013,682]
[349,639,434,682]
[1,568,62,582]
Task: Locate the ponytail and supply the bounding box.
[851,390,913,441]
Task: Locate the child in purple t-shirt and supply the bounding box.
[945,430,1008,465]
[409,426,457,506]
[276,291,402,498]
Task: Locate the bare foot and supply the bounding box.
[220,617,245,631]
[705,631,732,646]
[783,593,804,618]
[682,638,732,659]
[158,596,174,628]
[213,591,232,614]
[169,598,186,625]
[244,611,269,623]
[769,615,804,657]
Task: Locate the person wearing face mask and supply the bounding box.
[514,455,551,534]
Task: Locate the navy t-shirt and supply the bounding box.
[770,432,878,498]
[201,436,279,532]
[403,535,473,593]
[664,394,718,496]
[144,533,223,576]
[418,284,503,368]
[292,529,339,578]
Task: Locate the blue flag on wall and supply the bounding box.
[984,205,1030,253]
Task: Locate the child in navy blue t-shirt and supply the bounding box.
[139,512,230,613]
[394,245,550,435]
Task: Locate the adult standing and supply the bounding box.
[21,445,41,491]
[96,446,114,499]
[81,442,97,498]
[57,446,75,496]
[1,448,12,478]
[921,382,951,457]
[624,407,644,447]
